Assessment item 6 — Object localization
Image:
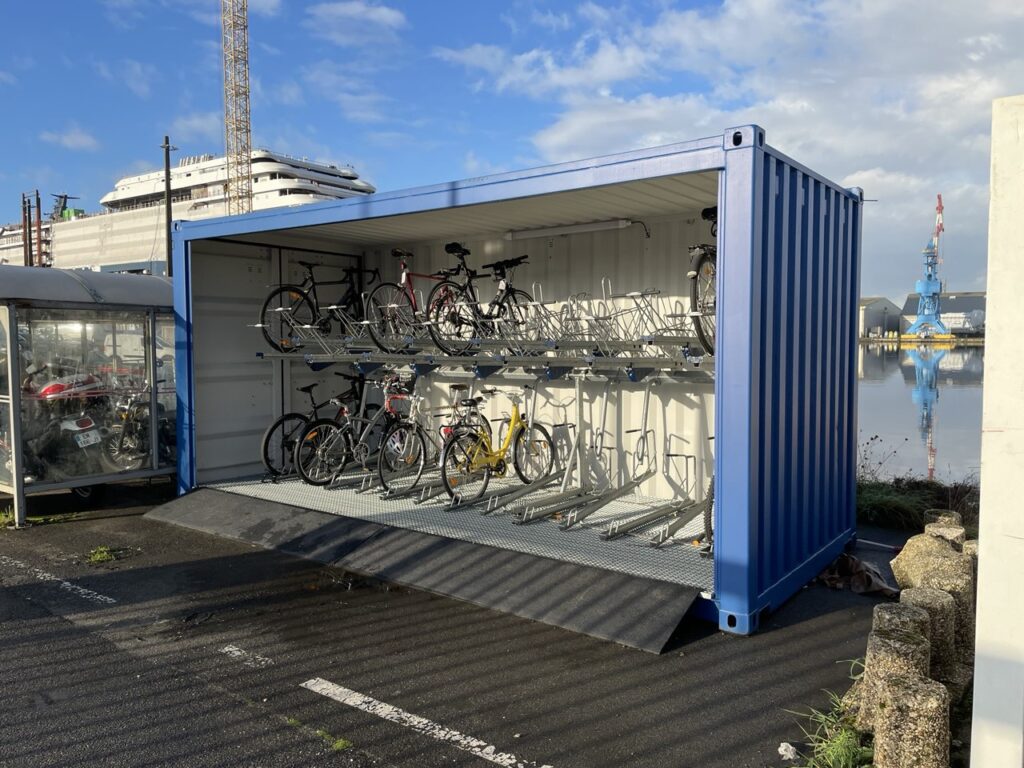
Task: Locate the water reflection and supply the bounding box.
[858,344,984,481]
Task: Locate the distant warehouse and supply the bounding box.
[859,297,902,338]
[901,291,986,336]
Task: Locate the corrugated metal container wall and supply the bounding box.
[716,128,861,633]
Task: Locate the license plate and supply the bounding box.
[74,430,101,448]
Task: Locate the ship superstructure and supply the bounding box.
[0,149,375,272]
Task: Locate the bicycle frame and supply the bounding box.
[461,400,526,472]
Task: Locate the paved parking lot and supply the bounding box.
[0,484,888,767]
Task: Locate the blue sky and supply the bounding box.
[2,0,1022,298]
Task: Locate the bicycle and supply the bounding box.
[293,373,403,486]
[259,372,364,478]
[439,386,554,501]
[426,243,534,356]
[377,383,493,493]
[364,249,462,354]
[258,261,380,353]
[687,206,718,355]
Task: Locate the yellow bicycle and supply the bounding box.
[440,388,554,501]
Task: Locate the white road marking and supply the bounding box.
[0,554,117,605]
[219,644,274,669]
[301,677,553,768]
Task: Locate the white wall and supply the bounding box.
[972,94,1024,766]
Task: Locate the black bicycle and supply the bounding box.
[687,206,717,355]
[259,261,380,353]
[259,372,364,477]
[426,243,534,356]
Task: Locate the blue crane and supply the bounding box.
[906,194,949,336]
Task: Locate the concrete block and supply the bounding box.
[890,533,958,589]
[900,587,957,681]
[873,603,931,647]
[924,522,966,551]
[962,539,978,585]
[924,508,961,527]
[874,675,950,768]
[921,568,976,663]
[855,628,931,733]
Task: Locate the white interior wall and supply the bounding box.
[190,238,364,482]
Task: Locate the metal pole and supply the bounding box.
[21,196,29,267]
[23,196,33,269]
[4,306,27,527]
[34,190,43,267]
[161,136,176,277]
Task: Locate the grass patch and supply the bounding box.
[0,505,13,527]
[86,545,116,564]
[285,717,302,727]
[857,476,979,534]
[790,691,873,768]
[315,729,353,751]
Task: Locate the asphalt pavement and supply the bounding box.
[0,483,892,768]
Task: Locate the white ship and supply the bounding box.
[1,149,375,273]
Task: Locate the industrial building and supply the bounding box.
[900,291,986,336]
[858,296,901,338]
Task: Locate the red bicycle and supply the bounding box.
[364,249,457,354]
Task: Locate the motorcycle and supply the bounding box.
[102,379,176,472]
[19,363,110,489]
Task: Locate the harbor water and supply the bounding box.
[857,344,984,482]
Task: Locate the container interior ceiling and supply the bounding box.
[186,169,719,590]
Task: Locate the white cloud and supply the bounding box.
[305,1,406,47]
[464,150,507,177]
[0,71,16,85]
[171,111,222,143]
[437,0,1024,295]
[530,9,571,31]
[303,60,389,122]
[39,124,100,151]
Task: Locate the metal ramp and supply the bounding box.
[146,487,708,653]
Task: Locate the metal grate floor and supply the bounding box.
[209,473,714,592]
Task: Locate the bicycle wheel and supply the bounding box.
[512,422,554,484]
[378,422,427,493]
[260,285,317,353]
[441,430,490,501]
[427,281,477,355]
[365,282,416,353]
[260,412,308,477]
[689,249,716,355]
[497,289,539,355]
[294,418,352,486]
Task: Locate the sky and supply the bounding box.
[1,0,1022,299]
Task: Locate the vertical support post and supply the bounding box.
[23,196,33,268]
[172,232,194,494]
[714,125,764,634]
[971,94,1024,766]
[149,310,159,471]
[3,306,27,527]
[34,190,43,267]
[162,136,176,277]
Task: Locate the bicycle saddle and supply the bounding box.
[445,242,470,257]
[459,397,484,407]
[701,206,718,222]
[296,383,317,394]
[296,260,318,270]
[391,248,414,259]
[448,383,468,392]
